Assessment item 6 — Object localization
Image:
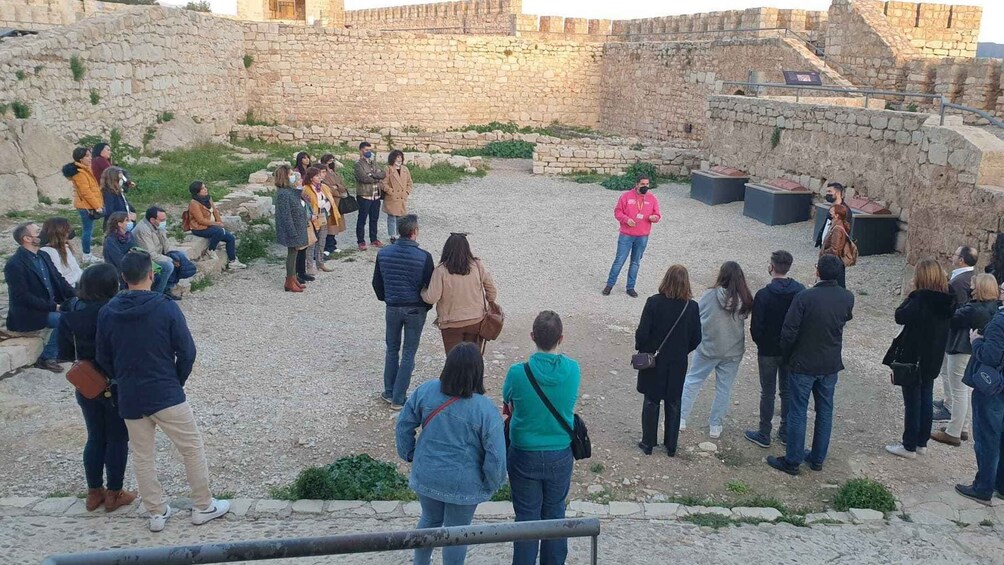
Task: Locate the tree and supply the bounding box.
[185,1,211,11]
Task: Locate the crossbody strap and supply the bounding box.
[523,363,574,438]
[423,396,460,428]
[653,302,689,357]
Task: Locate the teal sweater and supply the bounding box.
[502,352,581,451]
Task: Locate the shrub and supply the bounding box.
[453,141,534,159]
[243,54,254,69]
[157,111,174,124]
[490,483,511,501]
[905,102,919,113]
[291,467,339,500]
[726,480,750,495]
[190,276,213,292]
[15,70,26,81]
[600,162,659,191]
[236,222,276,263]
[38,196,53,206]
[89,89,100,105]
[771,126,782,149]
[69,56,86,81]
[184,0,211,11]
[833,478,896,512]
[11,101,30,119]
[326,454,413,501]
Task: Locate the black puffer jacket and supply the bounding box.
[947,299,998,354]
[885,290,955,380]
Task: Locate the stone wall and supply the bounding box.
[880,1,980,57]
[610,8,829,43]
[0,0,134,31]
[0,7,248,146]
[0,120,74,213]
[344,0,518,34]
[237,0,343,26]
[243,23,604,130]
[532,139,703,177]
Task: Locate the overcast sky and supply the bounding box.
[164,0,1003,44]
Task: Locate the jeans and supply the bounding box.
[152,259,174,294]
[357,198,380,244]
[77,209,94,255]
[757,355,790,438]
[901,378,934,451]
[679,351,742,427]
[970,389,1004,497]
[387,214,400,239]
[76,391,129,490]
[324,234,338,254]
[785,372,837,467]
[191,226,236,262]
[384,306,428,405]
[605,234,648,291]
[508,447,574,565]
[42,311,61,361]
[414,495,479,565]
[944,353,972,437]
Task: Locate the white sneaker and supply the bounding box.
[679,419,687,431]
[709,425,723,439]
[916,447,928,455]
[149,505,173,532]
[228,259,248,270]
[192,498,231,525]
[885,443,917,459]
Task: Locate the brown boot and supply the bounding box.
[931,430,961,446]
[85,488,106,511]
[284,276,303,293]
[104,489,137,512]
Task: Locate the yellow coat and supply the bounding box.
[302,183,344,233]
[70,163,102,211]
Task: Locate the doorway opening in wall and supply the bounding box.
[269,0,305,20]
[733,89,746,96]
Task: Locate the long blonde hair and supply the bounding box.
[913,259,948,293]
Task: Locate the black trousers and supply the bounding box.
[295,249,306,276]
[641,377,686,455]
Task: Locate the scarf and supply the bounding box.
[115,230,130,244]
[195,195,213,209]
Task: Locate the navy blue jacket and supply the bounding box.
[95,291,197,419]
[102,233,134,272]
[372,239,434,308]
[750,278,806,357]
[57,299,107,363]
[102,189,133,226]
[780,280,854,375]
[970,310,1004,375]
[4,247,75,332]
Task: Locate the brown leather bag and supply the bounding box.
[65,334,110,400]
[476,261,504,341]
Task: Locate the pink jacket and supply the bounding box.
[614,189,661,237]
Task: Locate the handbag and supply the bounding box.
[65,335,111,400]
[477,262,504,341]
[524,364,591,460]
[883,328,919,387]
[337,194,359,215]
[631,302,689,371]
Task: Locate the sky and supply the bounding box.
[162,0,1004,44]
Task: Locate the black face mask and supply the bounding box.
[638,186,650,194]
[824,194,836,204]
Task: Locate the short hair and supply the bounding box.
[636,175,651,184]
[398,214,419,239]
[319,153,335,164]
[913,259,948,293]
[770,250,794,275]
[77,263,120,302]
[817,254,844,282]
[531,311,563,351]
[105,211,129,235]
[145,207,164,221]
[826,182,845,196]
[359,141,372,151]
[439,342,486,398]
[304,165,325,184]
[188,180,206,198]
[12,222,35,245]
[658,265,692,300]
[972,273,999,301]
[958,245,978,267]
[120,251,153,285]
[72,147,89,162]
[388,150,405,166]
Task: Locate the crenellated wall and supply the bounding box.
[344,0,518,34]
[880,1,980,57]
[609,8,828,43]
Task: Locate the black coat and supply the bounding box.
[780,280,855,375]
[750,278,806,357]
[634,295,702,398]
[883,289,955,380]
[948,270,974,309]
[57,299,107,363]
[4,247,75,332]
[946,299,997,355]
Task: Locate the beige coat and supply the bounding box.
[382,165,413,217]
[322,169,349,235]
[132,218,173,263]
[421,259,497,329]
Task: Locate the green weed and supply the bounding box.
[410,163,485,185]
[600,162,660,191]
[833,478,896,512]
[38,196,52,206]
[190,276,213,292]
[69,56,86,81]
[11,100,30,119]
[243,54,254,69]
[279,454,416,501]
[15,70,26,81]
[491,483,511,502]
[157,111,174,124]
[46,491,73,498]
[452,140,535,159]
[236,223,277,263]
[590,463,604,474]
[726,480,750,495]
[216,491,236,500]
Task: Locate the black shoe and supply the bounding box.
[626,289,639,298]
[744,430,771,448]
[766,455,800,476]
[165,292,181,301]
[299,274,315,282]
[666,448,676,458]
[601,285,612,296]
[932,407,952,422]
[803,449,823,471]
[296,275,308,285]
[777,432,787,446]
[34,359,64,373]
[955,483,992,506]
[637,441,653,456]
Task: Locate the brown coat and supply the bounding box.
[821,221,849,260]
[187,199,222,231]
[322,169,349,235]
[382,165,413,217]
[302,183,344,233]
[421,259,497,329]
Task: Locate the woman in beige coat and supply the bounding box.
[383,150,414,243]
[422,233,497,355]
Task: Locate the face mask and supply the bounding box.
[364,151,374,159]
[638,186,649,194]
[68,229,76,240]
[824,194,836,203]
[119,175,127,188]
[158,221,167,233]
[125,221,135,232]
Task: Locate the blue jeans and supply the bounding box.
[76,391,129,490]
[42,311,60,361]
[971,389,1004,497]
[356,197,380,244]
[605,234,648,290]
[679,351,742,427]
[386,214,400,239]
[901,378,934,451]
[414,495,479,565]
[508,447,573,565]
[785,372,837,467]
[384,306,428,405]
[191,226,236,262]
[152,259,174,294]
[77,209,94,254]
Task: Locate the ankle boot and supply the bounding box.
[284,276,304,293]
[104,489,137,512]
[85,488,106,512]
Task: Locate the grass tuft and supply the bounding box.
[69,56,86,81]
[490,483,511,501]
[833,478,896,513]
[726,480,750,495]
[189,276,213,292]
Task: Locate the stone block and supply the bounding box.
[62,499,91,516]
[371,501,400,514]
[254,499,291,515]
[228,498,255,517]
[848,508,885,521]
[928,144,949,166]
[475,502,514,517]
[32,497,78,515]
[1,337,44,370]
[0,497,41,509]
[686,506,731,517]
[326,500,365,513]
[248,170,271,185]
[732,507,782,521]
[403,502,422,516]
[608,502,642,516]
[568,501,608,516]
[291,500,326,514]
[643,503,681,518]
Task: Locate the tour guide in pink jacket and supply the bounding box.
[603,176,661,297]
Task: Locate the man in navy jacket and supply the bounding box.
[96,251,229,532]
[3,222,75,372]
[372,214,434,409]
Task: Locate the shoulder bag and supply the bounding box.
[836,225,859,267]
[65,334,111,400]
[883,328,919,387]
[631,302,689,371]
[477,261,504,342]
[337,194,359,215]
[523,364,591,460]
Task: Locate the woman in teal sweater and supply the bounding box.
[502,311,580,565]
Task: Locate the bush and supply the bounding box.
[833,478,896,512]
[483,141,534,159]
[185,0,211,11]
[600,162,659,191]
[327,454,414,501]
[11,101,31,119]
[490,483,511,501]
[291,467,339,500]
[69,56,86,81]
[243,54,254,69]
[15,70,26,81]
[236,223,276,263]
[89,89,100,105]
[157,111,174,124]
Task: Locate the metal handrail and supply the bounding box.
[610,27,824,56]
[942,102,1004,129]
[41,518,601,565]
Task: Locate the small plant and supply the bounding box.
[216,491,236,500]
[69,56,86,81]
[590,463,604,474]
[0,103,8,116]
[143,126,157,149]
[157,111,174,124]
[58,198,72,205]
[979,519,994,528]
[15,70,26,80]
[190,276,213,292]
[951,520,970,528]
[236,222,276,263]
[600,162,660,191]
[291,467,339,500]
[184,0,211,11]
[736,495,787,513]
[771,126,782,149]
[89,89,100,105]
[38,196,53,206]
[243,54,254,69]
[683,513,734,529]
[453,141,535,159]
[326,454,414,501]
[11,100,30,119]
[47,490,73,498]
[268,485,295,500]
[905,102,919,113]
[490,483,511,502]
[726,480,750,495]
[777,514,808,527]
[833,478,896,512]
[401,125,421,133]
[33,65,43,75]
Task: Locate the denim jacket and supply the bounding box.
[396,380,507,505]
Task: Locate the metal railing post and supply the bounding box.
[940,95,946,125]
[864,93,870,108]
[591,535,599,565]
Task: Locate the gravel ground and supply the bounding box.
[0,159,978,511]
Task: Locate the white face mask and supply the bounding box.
[158,221,167,233]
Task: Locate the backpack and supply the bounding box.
[181,210,192,232]
[836,226,858,267]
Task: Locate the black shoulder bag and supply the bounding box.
[883,327,919,387]
[523,364,591,460]
[631,302,689,371]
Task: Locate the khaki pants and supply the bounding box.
[440,322,484,355]
[944,353,972,438]
[125,402,212,515]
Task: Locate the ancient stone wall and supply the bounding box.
[879,1,979,58]
[344,0,518,34]
[0,0,134,31]
[0,7,248,146]
[532,139,702,177]
[609,8,828,43]
[243,23,604,130]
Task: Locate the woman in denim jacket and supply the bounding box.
[396,343,507,565]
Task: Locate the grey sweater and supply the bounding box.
[695,288,748,360]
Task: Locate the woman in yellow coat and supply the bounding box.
[383,150,414,243]
[302,165,343,274]
[61,147,103,263]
